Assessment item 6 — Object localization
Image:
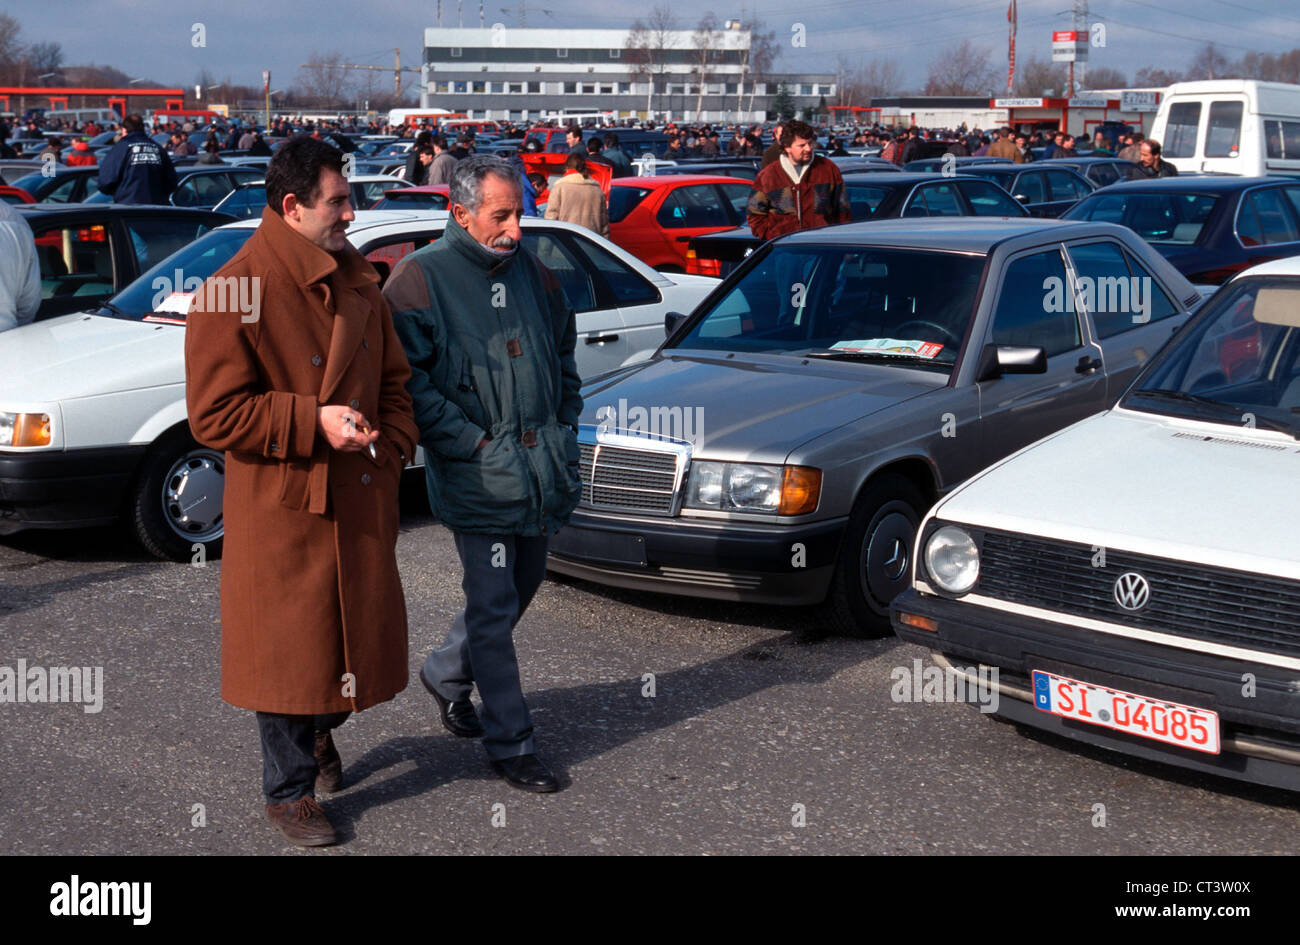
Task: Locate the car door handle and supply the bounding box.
[585,332,619,344]
[1075,355,1102,374]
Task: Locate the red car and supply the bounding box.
[607,175,753,273]
[0,184,36,205]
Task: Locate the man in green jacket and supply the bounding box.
[384,154,582,793]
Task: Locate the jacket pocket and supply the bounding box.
[277,457,312,511]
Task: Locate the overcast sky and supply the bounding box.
[9,0,1299,94]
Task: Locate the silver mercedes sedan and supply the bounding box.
[547,217,1204,637]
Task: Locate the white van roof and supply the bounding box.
[1163,80,1300,114]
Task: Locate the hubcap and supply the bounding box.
[162,449,225,543]
[860,507,916,612]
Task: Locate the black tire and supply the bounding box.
[129,430,225,562]
[820,473,926,638]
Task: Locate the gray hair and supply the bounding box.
[449,154,521,213]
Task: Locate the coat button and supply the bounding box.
[270,442,280,453]
[521,429,537,447]
[362,339,370,349]
[350,398,361,410]
[361,473,371,485]
[311,354,322,366]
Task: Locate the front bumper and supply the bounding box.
[0,446,146,530]
[891,589,1300,792]
[546,508,848,605]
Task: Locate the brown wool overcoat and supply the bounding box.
[184,207,420,715]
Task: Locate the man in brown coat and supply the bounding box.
[184,135,419,847]
[986,127,1024,163]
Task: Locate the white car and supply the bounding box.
[892,256,1300,792]
[0,210,718,561]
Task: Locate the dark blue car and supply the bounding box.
[1061,175,1300,284]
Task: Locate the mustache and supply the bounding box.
[491,235,518,249]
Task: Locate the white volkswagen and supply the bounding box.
[893,256,1300,792]
[0,210,718,561]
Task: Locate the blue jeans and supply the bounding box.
[256,711,351,802]
[423,533,548,760]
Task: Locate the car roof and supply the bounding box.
[15,203,230,218]
[1093,175,1295,193]
[777,216,1104,252]
[222,209,444,232]
[1039,157,1134,165]
[839,171,988,184]
[1234,256,1300,278]
[614,175,751,187]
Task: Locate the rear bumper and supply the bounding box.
[891,589,1300,792]
[0,446,146,530]
[546,508,847,605]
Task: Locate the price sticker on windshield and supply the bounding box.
[831,339,944,358]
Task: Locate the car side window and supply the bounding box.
[1014,172,1046,204]
[1237,187,1300,246]
[1066,241,1161,339]
[914,183,963,217]
[32,221,116,300]
[1090,164,1119,187]
[363,236,438,287]
[568,234,660,307]
[43,176,80,203]
[656,185,731,229]
[718,182,752,224]
[1121,249,1179,324]
[1046,170,1088,201]
[958,180,1023,216]
[521,230,597,312]
[990,248,1081,357]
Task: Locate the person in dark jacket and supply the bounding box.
[601,132,633,178]
[761,123,785,168]
[98,113,178,205]
[247,132,272,157]
[384,154,581,795]
[1137,139,1179,177]
[403,130,434,185]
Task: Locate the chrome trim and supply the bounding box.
[578,423,692,517]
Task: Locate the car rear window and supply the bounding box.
[609,186,651,223]
[1066,192,1219,244]
[1237,187,1300,246]
[1163,101,1201,158]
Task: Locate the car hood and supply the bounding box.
[580,353,940,461]
[0,313,183,404]
[936,407,1300,579]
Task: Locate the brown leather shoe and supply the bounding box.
[265,796,337,847]
[314,731,343,794]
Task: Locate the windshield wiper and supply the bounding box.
[804,350,941,364]
[1130,388,1300,438]
[97,300,128,318]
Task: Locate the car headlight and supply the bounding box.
[0,412,52,448]
[684,462,821,514]
[924,525,980,594]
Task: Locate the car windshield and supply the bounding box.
[1124,276,1300,437]
[1063,191,1219,244]
[9,173,48,196]
[671,244,984,369]
[102,227,255,321]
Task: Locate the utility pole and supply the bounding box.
[1070,0,1088,92]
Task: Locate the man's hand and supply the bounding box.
[476,438,489,452]
[317,405,380,452]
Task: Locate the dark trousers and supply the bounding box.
[423,533,548,760]
[256,710,351,803]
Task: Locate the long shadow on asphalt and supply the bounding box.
[321,634,892,838]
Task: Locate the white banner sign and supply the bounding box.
[1121,90,1159,112]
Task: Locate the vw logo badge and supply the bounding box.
[1114,572,1150,611]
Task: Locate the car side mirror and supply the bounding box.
[975,343,1048,381]
[1014,193,1030,204]
[665,311,687,338]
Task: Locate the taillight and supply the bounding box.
[76,225,107,243]
[685,248,720,277]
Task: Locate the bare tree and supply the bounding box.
[27,40,63,82]
[1016,55,1066,96]
[691,12,719,122]
[836,58,903,106]
[297,50,354,108]
[924,40,997,96]
[0,12,25,85]
[1081,65,1127,89]
[1133,65,1184,87]
[743,20,779,117]
[1185,42,1232,81]
[626,6,677,117]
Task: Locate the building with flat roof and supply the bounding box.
[420,25,835,123]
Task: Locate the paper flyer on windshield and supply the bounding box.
[830,339,945,358]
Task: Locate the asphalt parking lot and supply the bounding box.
[2,487,1297,855]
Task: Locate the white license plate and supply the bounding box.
[1032,670,1220,755]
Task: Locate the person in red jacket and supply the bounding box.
[746,120,850,242]
[65,139,98,166]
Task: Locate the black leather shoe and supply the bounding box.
[491,753,559,793]
[419,668,485,738]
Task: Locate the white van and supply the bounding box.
[1150,80,1300,177]
[41,107,120,127]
